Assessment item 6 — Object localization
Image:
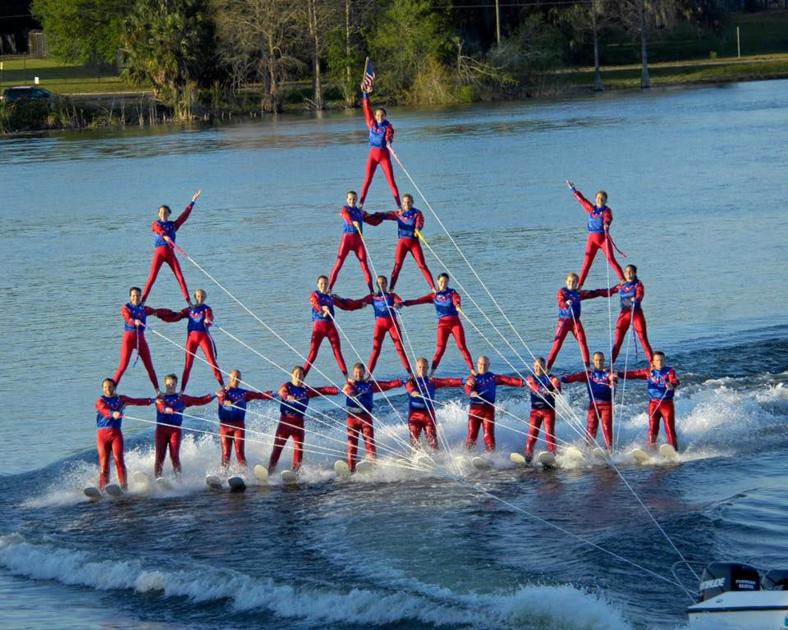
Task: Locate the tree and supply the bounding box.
[326,0,376,106]
[302,0,338,110]
[213,0,303,113]
[32,0,127,66]
[614,0,680,88]
[562,0,614,91]
[368,0,454,97]
[122,0,216,119]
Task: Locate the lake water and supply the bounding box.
[0,79,786,629]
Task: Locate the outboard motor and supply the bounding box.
[698,562,761,602]
[762,569,788,591]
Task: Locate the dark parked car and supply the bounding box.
[0,86,54,102]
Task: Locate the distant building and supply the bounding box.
[0,0,40,55]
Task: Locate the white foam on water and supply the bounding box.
[0,534,632,629]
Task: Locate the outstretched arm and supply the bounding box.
[182,393,215,407]
[402,292,434,307]
[334,295,367,311]
[618,368,648,380]
[245,390,275,402]
[494,375,525,387]
[432,377,464,389]
[579,288,614,301]
[151,307,188,323]
[308,385,340,397]
[119,395,154,406]
[561,371,588,384]
[373,379,403,393]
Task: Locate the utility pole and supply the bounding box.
[495,0,501,46]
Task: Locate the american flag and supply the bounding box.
[361,59,375,92]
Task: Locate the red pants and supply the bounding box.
[408,410,438,449]
[466,405,496,451]
[360,147,400,206]
[268,415,304,472]
[368,317,411,374]
[390,238,435,291]
[586,401,613,450]
[143,245,190,302]
[611,309,653,364]
[304,320,348,376]
[648,399,677,449]
[432,316,473,372]
[547,319,589,369]
[578,232,624,287]
[329,233,373,291]
[182,331,224,390]
[525,409,556,456]
[220,423,246,467]
[96,428,126,490]
[347,412,376,472]
[114,331,159,390]
[154,424,182,477]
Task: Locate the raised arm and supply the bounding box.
[567,182,594,214]
[174,191,200,230]
[361,92,374,128]
[402,292,434,307]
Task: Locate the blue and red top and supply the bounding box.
[571,188,613,234]
[151,201,194,247]
[278,382,339,419]
[562,370,615,403]
[404,288,462,319]
[362,94,394,150]
[310,291,364,322]
[405,376,463,416]
[621,367,680,400]
[381,208,424,240]
[465,372,524,407]
[556,287,610,320]
[610,279,645,312]
[95,395,152,430]
[526,373,561,410]
[156,392,214,427]
[343,378,402,415]
[216,387,273,425]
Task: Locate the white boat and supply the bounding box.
[686,562,788,628]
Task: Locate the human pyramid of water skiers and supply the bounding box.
[92,83,682,493]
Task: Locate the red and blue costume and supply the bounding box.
[620,366,680,449]
[608,278,654,364]
[379,207,435,290]
[114,302,168,390]
[359,93,400,207]
[355,291,412,374]
[404,288,474,372]
[142,200,194,303]
[571,187,625,287]
[524,373,561,458]
[464,372,525,451]
[171,303,224,391]
[343,377,402,471]
[328,204,384,292]
[154,392,214,477]
[95,394,153,489]
[546,286,608,369]
[562,369,616,449]
[267,382,339,472]
[304,291,364,377]
[216,386,274,467]
[405,375,463,449]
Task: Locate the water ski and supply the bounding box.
[537,451,556,468]
[83,486,101,500]
[510,452,527,467]
[630,448,650,464]
[659,443,679,463]
[281,470,298,484]
[227,476,246,492]
[253,464,269,484]
[563,446,585,460]
[156,477,174,491]
[334,460,351,479]
[205,475,223,490]
[104,484,124,497]
[355,460,375,475]
[472,456,491,470]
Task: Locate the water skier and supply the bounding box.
[405,357,464,450]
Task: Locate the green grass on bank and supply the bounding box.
[0,56,142,94]
[562,53,788,89]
